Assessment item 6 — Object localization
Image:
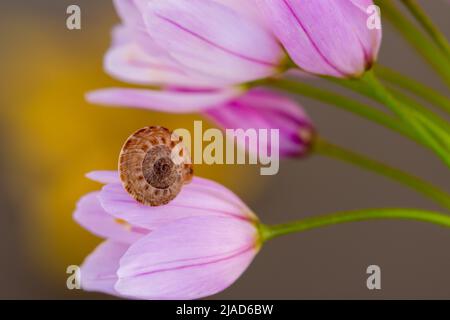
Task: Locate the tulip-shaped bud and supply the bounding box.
[87,0,281,113]
[204,89,315,157]
[257,0,382,77]
[143,0,285,85]
[75,171,260,299]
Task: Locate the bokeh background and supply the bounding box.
[0,0,449,299]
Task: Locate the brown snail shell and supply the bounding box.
[119,126,193,206]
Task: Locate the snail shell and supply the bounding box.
[119,126,193,206]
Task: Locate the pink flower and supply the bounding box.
[75,171,261,299]
[87,0,286,114]
[142,0,284,85]
[257,0,382,77]
[87,21,244,111]
[88,87,315,158]
[205,89,315,157]
[87,1,315,158]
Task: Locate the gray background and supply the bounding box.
[0,0,449,299]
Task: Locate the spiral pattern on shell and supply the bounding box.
[119,126,193,206]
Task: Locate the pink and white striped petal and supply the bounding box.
[257,0,381,77]
[144,0,284,85]
[74,192,147,244]
[98,177,256,231]
[80,240,129,296]
[115,216,259,299]
[86,87,243,113]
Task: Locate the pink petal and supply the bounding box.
[214,0,267,26]
[111,24,130,47]
[144,0,283,85]
[205,89,314,157]
[86,171,120,184]
[112,24,167,60]
[104,42,184,86]
[112,2,170,59]
[104,37,223,88]
[98,177,256,231]
[80,240,129,296]
[116,216,259,299]
[74,192,147,244]
[86,87,243,113]
[258,0,380,77]
[113,0,144,30]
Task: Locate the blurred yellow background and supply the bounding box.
[2,0,450,300]
[0,1,262,298]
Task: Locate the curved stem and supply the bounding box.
[314,138,450,211]
[400,0,450,58]
[375,66,450,114]
[264,76,450,164]
[374,0,450,87]
[261,208,450,242]
[384,85,450,134]
[263,78,416,141]
[329,72,450,158]
[329,73,450,149]
[361,71,450,167]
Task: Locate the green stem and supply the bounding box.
[383,85,450,134]
[411,112,450,156]
[325,76,378,101]
[401,0,450,58]
[361,71,450,167]
[265,76,450,162]
[374,0,450,87]
[336,76,450,153]
[329,73,450,150]
[261,208,450,242]
[314,138,450,211]
[263,78,416,142]
[375,66,450,115]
